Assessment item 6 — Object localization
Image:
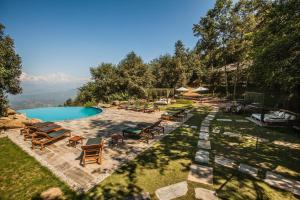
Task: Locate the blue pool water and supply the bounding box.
[18,106,102,122]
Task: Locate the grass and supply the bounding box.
[0,137,75,200]
[211,112,300,200]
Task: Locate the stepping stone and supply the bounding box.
[264,171,300,196]
[214,156,236,169]
[195,150,210,164]
[155,181,188,200]
[238,164,258,177]
[202,119,210,124]
[235,119,249,123]
[190,126,197,129]
[212,129,220,134]
[223,132,240,138]
[207,114,215,118]
[195,188,217,200]
[258,137,269,143]
[200,126,209,133]
[199,132,209,140]
[216,119,232,122]
[188,164,213,185]
[198,140,211,150]
[182,124,189,128]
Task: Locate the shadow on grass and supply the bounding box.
[84,107,209,199]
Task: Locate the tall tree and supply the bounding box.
[119,51,154,97]
[173,40,188,86]
[0,24,22,115]
[251,0,300,104]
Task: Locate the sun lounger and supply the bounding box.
[251,109,298,126]
[21,122,61,141]
[147,120,164,134]
[31,129,71,150]
[81,137,104,167]
[122,126,152,143]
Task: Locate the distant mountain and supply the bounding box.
[8,89,78,110]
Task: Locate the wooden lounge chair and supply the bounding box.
[23,123,62,141]
[147,120,164,135]
[81,137,104,167]
[122,126,152,143]
[31,129,71,150]
[20,122,54,135]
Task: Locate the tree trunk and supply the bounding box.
[233,63,240,100]
[225,66,229,98]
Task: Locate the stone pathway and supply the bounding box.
[223,132,241,138]
[216,119,232,122]
[238,164,258,178]
[188,164,213,185]
[155,181,188,200]
[214,156,236,169]
[195,188,218,200]
[235,119,249,123]
[198,140,211,150]
[199,132,209,140]
[188,106,219,198]
[195,149,210,164]
[7,108,193,191]
[264,171,300,196]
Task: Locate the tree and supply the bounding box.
[0,24,22,116]
[174,40,188,86]
[119,51,154,97]
[251,0,300,107]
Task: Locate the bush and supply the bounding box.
[175,99,193,105]
[107,92,130,102]
[83,100,97,107]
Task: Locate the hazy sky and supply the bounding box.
[1,0,215,83]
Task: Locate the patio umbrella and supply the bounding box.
[193,86,209,92]
[176,87,189,92]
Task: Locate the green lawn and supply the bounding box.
[211,112,300,200]
[1,105,299,199]
[0,138,75,200]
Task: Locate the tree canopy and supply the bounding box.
[74,0,299,111]
[0,24,22,115]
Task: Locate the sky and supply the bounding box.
[0,0,215,89]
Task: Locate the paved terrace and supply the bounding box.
[7,108,191,191]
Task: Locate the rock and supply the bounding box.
[40,187,63,200]
[112,100,120,106]
[6,108,17,115]
[195,188,217,200]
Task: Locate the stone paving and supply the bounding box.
[195,188,218,200]
[197,140,211,150]
[7,108,191,191]
[199,132,209,140]
[155,181,188,200]
[264,171,300,196]
[223,132,241,138]
[214,156,236,169]
[238,164,258,178]
[195,149,210,164]
[216,119,232,122]
[188,164,213,185]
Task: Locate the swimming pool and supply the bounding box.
[18,106,103,122]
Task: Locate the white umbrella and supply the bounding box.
[176,87,189,92]
[193,86,209,92]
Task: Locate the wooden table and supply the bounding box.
[111,134,124,145]
[68,135,83,147]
